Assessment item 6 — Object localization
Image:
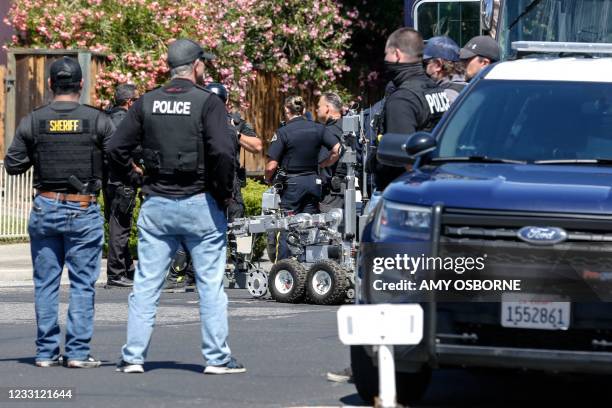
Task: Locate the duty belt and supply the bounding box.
[286,171,317,178]
[37,191,97,208]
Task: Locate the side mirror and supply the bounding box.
[376,132,437,166]
[404,132,437,158]
[481,0,494,32]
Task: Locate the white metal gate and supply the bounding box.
[0,161,33,239]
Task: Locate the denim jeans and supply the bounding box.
[121,192,231,366]
[28,195,103,362]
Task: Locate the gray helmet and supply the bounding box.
[205,82,228,103]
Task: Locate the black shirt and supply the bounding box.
[318,118,343,185]
[268,116,338,173]
[107,78,235,200]
[108,106,128,128]
[5,101,115,191]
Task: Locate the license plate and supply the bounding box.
[501,293,570,330]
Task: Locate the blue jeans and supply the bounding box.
[28,195,103,362]
[121,192,231,366]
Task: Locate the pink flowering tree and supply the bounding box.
[5,0,358,107]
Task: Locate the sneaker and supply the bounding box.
[326,367,353,383]
[35,356,63,367]
[163,276,186,293]
[203,357,246,374]
[105,276,134,288]
[64,355,101,369]
[116,359,144,373]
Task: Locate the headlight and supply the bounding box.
[372,200,431,240]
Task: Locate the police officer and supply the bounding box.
[5,56,113,368]
[164,83,263,291]
[459,35,500,82]
[105,83,141,288]
[108,39,245,374]
[371,27,450,191]
[266,95,340,260]
[207,83,262,268]
[423,36,468,104]
[316,92,344,212]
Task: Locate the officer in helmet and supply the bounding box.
[205,82,262,219]
[108,39,245,374]
[5,56,115,368]
[164,83,262,290]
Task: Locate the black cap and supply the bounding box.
[167,39,215,68]
[205,82,228,103]
[459,35,501,62]
[114,83,138,104]
[49,57,82,85]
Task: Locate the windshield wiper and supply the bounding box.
[432,156,526,164]
[508,0,544,31]
[534,159,612,165]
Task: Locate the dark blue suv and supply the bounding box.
[353,57,612,405]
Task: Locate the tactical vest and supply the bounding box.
[442,81,467,94]
[141,86,209,176]
[32,104,103,190]
[397,79,450,132]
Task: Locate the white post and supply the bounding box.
[337,305,424,408]
[378,344,397,408]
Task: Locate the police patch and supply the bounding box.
[152,100,192,115]
[46,119,83,133]
[425,92,450,114]
[271,133,278,142]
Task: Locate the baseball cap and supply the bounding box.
[114,84,138,103]
[49,57,82,85]
[167,39,216,68]
[423,36,460,62]
[459,35,501,62]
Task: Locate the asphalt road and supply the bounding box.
[0,286,611,408]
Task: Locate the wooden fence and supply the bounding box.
[0,50,323,174]
[241,71,319,175]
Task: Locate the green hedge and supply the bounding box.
[241,178,269,260]
[102,178,268,260]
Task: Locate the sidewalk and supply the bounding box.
[0,243,108,286]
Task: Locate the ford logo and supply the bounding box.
[517,226,568,245]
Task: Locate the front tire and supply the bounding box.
[306,260,348,305]
[268,259,306,303]
[351,345,431,405]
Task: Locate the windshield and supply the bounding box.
[436,80,612,162]
[499,0,612,59]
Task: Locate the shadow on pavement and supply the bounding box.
[144,361,203,373]
[0,356,35,365]
[340,393,368,406]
